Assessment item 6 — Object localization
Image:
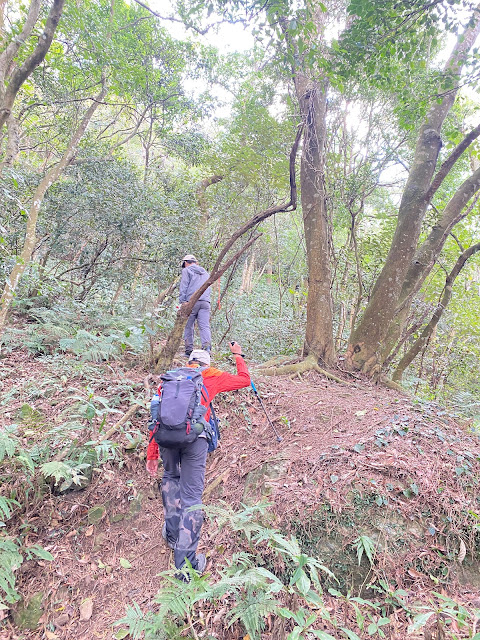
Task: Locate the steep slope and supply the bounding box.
[1,350,480,639]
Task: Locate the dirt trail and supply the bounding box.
[1,351,479,639]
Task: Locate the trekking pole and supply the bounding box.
[250,379,283,443]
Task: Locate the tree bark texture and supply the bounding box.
[392,242,480,382]
[296,75,335,366]
[0,0,65,130]
[0,86,107,340]
[382,177,480,360]
[347,15,480,374]
[197,174,223,227]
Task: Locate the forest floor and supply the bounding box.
[1,348,480,639]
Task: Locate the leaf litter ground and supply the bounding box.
[1,349,480,639]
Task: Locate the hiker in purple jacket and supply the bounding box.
[179,254,211,357]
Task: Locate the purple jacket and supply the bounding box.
[179,264,211,303]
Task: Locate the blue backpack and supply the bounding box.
[149,366,220,450]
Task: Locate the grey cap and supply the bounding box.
[182,254,197,264]
[188,349,210,366]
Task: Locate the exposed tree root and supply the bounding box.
[380,376,405,393]
[258,354,350,385]
[256,355,296,369]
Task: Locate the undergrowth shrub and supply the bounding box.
[116,503,480,640]
[0,365,143,609]
[213,277,304,360]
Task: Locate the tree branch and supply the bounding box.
[0,0,41,79]
[0,0,66,129]
[393,241,480,381]
[427,121,480,201]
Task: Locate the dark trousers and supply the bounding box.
[183,300,211,351]
[160,437,208,569]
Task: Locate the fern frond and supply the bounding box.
[115,602,159,640]
[0,497,20,522]
[226,587,281,640]
[0,538,24,605]
[0,427,19,461]
[353,535,376,566]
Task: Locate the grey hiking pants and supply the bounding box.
[183,300,211,351]
[160,437,208,570]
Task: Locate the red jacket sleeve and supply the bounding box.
[213,355,251,392]
[147,436,159,460]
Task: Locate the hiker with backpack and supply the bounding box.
[146,341,250,576]
[179,254,211,357]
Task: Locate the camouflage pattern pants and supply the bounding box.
[160,437,208,570]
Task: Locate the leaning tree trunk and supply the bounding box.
[382,175,480,360]
[296,74,335,366]
[347,15,480,375]
[392,242,480,382]
[154,126,303,373]
[0,86,107,341]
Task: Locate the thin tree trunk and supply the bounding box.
[0,113,19,172]
[382,189,480,360]
[197,174,223,228]
[392,242,480,382]
[154,276,180,310]
[110,282,124,314]
[0,85,107,341]
[0,0,65,129]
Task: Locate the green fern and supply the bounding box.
[0,426,18,461]
[60,329,118,361]
[201,499,272,543]
[0,538,24,606]
[40,460,90,491]
[226,586,279,640]
[0,536,53,608]
[353,535,376,566]
[0,497,20,523]
[115,602,155,640]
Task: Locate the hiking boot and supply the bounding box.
[162,523,175,550]
[174,554,207,582]
[195,553,207,574]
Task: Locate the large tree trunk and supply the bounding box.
[296,74,335,366]
[392,242,480,382]
[347,15,480,374]
[382,180,480,360]
[0,86,107,341]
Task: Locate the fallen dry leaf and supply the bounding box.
[85,525,94,537]
[79,597,94,621]
[407,568,424,579]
